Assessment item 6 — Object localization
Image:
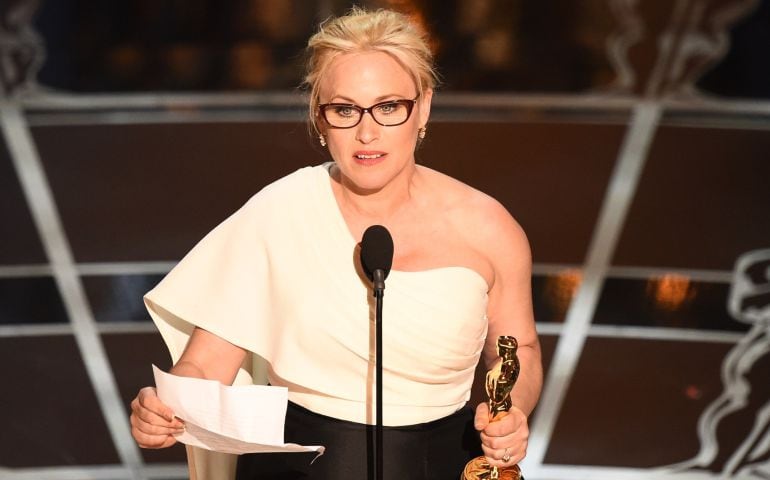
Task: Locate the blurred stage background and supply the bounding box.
[1,0,769,479]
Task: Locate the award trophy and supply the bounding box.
[461,336,523,480]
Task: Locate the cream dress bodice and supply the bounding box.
[145,164,489,426]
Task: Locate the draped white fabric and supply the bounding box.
[145,164,488,427]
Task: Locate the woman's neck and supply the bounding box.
[332,163,421,224]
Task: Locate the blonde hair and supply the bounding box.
[304,7,437,135]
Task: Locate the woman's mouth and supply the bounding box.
[353,152,386,164]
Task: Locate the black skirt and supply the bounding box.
[236,402,482,480]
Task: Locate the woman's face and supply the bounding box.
[318,50,432,194]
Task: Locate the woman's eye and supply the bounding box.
[334,106,356,117]
[376,103,398,114]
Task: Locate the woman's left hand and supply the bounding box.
[474,402,529,468]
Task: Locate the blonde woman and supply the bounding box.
[130,8,542,480]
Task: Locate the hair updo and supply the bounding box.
[303,7,438,135]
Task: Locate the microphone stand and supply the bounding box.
[373,269,386,480]
[360,224,392,480]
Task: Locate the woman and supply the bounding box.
[130,7,542,480]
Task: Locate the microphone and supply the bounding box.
[359,224,393,480]
[360,225,394,293]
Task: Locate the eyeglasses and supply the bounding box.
[318,96,419,128]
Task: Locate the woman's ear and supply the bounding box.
[418,88,433,128]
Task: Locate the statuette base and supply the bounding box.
[461,456,522,480]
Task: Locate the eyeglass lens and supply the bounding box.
[322,100,413,128]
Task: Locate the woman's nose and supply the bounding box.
[355,112,380,143]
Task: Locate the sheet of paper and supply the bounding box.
[153,365,324,456]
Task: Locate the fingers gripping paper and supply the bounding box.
[153,366,324,456]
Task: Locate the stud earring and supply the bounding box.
[319,134,327,147]
[418,126,427,139]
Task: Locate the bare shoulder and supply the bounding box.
[418,166,531,272]
[460,187,531,272]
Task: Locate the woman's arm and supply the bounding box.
[469,196,543,468]
[170,327,248,384]
[483,214,542,416]
[130,327,247,449]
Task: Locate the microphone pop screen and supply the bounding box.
[360,225,394,282]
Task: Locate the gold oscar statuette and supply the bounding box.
[461,336,523,480]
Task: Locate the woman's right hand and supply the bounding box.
[130,386,185,448]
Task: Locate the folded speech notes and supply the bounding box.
[152,365,324,456]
